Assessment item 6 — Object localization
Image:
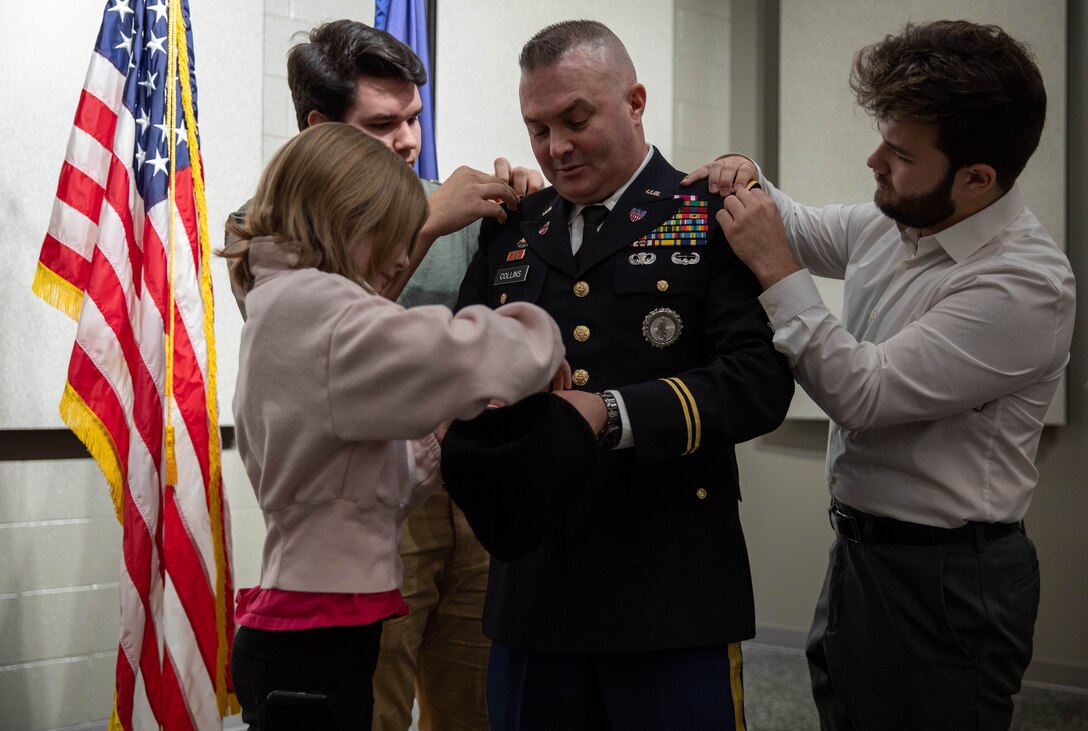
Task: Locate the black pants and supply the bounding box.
[232,623,383,730]
[806,527,1039,730]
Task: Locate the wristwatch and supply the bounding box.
[595,391,622,449]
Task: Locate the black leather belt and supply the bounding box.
[828,501,1023,545]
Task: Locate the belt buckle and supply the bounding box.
[829,505,862,543]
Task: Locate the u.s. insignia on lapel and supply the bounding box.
[642,307,682,348]
[541,205,553,217]
[630,207,647,222]
[645,189,661,197]
[538,221,550,235]
[629,251,657,266]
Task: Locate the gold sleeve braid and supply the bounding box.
[660,377,702,455]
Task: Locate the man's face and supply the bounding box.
[867,119,958,231]
[340,77,423,165]
[519,48,648,205]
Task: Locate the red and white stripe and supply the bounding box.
[37,41,232,731]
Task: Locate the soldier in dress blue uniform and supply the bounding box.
[455,20,794,731]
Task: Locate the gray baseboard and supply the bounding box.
[751,622,1088,695]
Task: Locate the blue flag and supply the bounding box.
[375,0,437,180]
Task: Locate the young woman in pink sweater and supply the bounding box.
[222,123,565,730]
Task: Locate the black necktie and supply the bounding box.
[576,205,609,265]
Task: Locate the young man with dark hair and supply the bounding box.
[227,19,543,731]
[456,20,794,729]
[693,19,1075,730]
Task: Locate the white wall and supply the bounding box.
[671,0,731,173]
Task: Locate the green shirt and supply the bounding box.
[396,179,480,310]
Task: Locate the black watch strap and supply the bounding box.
[595,391,622,449]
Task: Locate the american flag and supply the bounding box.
[31,0,236,728]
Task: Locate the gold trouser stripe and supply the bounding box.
[660,378,693,454]
[662,377,701,454]
[729,641,747,731]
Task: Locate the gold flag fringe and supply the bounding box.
[171,0,238,715]
[32,263,85,322]
[59,384,125,525]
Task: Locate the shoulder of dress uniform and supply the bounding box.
[519,187,561,219]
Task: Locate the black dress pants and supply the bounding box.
[232,622,383,730]
[806,526,1039,731]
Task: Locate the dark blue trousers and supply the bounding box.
[487,641,747,730]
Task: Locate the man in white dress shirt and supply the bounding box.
[688,19,1076,731]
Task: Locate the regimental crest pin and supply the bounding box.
[516,238,528,248]
[538,221,550,235]
[642,307,683,349]
[630,207,647,223]
[629,251,657,266]
[671,251,700,266]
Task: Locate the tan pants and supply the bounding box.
[372,489,491,731]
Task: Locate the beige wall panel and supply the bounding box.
[0,522,119,595]
[0,587,117,666]
[0,651,115,731]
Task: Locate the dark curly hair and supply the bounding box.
[287,20,427,132]
[851,19,1046,191]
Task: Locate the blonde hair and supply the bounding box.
[222,122,428,293]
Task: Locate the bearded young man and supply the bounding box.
[692,19,1075,731]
